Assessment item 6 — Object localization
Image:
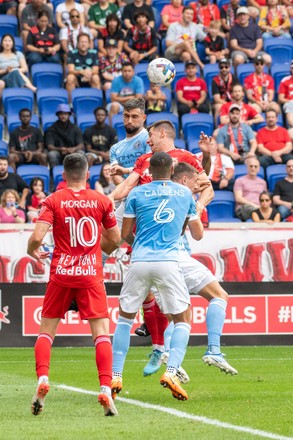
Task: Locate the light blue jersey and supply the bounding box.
[109,128,150,174]
[124,180,196,262]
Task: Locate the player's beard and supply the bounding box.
[125,125,140,135]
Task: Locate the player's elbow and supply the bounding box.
[189,221,204,241]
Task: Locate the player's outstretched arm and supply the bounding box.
[121,217,135,245]
[197,173,214,207]
[188,218,204,241]
[102,225,121,247]
[108,172,140,202]
[27,222,51,263]
[198,131,212,175]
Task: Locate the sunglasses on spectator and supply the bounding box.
[71,14,80,17]
[260,198,270,202]
[220,65,229,69]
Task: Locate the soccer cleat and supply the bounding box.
[31,380,50,416]
[143,350,162,376]
[98,390,118,416]
[160,371,188,401]
[111,376,123,399]
[161,352,190,384]
[202,352,238,375]
[135,322,150,337]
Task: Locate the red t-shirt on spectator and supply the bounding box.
[175,77,207,101]
[256,126,291,152]
[278,75,293,100]
[244,73,274,100]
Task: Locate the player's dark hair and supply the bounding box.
[147,120,176,140]
[19,108,32,117]
[265,109,278,118]
[183,5,194,13]
[123,98,145,113]
[149,152,173,179]
[134,10,150,22]
[94,106,108,116]
[37,10,50,20]
[172,162,198,182]
[63,153,88,181]
[0,156,9,163]
[30,177,45,192]
[122,62,134,69]
[77,32,90,43]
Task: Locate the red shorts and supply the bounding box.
[42,280,109,320]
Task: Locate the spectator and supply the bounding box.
[0,189,26,223]
[97,13,125,57]
[88,0,120,38]
[278,60,293,129]
[256,109,293,168]
[84,107,118,167]
[229,6,271,67]
[176,60,210,120]
[165,6,206,68]
[59,8,93,57]
[25,177,47,223]
[19,0,53,22]
[217,103,257,163]
[212,57,239,123]
[220,0,240,36]
[197,136,235,190]
[9,108,47,171]
[123,11,158,65]
[99,39,129,91]
[273,158,293,220]
[107,62,144,119]
[94,162,116,194]
[258,0,291,39]
[234,156,267,221]
[66,33,100,101]
[26,11,61,68]
[247,0,266,19]
[220,84,264,126]
[159,0,183,39]
[0,34,37,98]
[0,0,16,15]
[244,55,281,114]
[0,156,30,208]
[203,21,228,64]
[145,83,167,113]
[56,0,85,29]
[251,191,281,223]
[45,104,84,169]
[122,0,155,30]
[20,0,54,50]
[190,0,221,28]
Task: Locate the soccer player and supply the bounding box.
[27,153,121,417]
[111,151,202,402]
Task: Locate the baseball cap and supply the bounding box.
[229,103,241,112]
[185,60,197,68]
[219,57,230,66]
[56,103,71,115]
[105,38,118,48]
[254,54,264,64]
[236,6,249,14]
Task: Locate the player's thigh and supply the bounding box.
[151,261,190,315]
[42,280,75,318]
[179,251,216,294]
[119,262,152,313]
[199,280,228,302]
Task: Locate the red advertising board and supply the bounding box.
[22,295,293,336]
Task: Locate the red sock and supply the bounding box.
[154,303,169,346]
[142,297,157,345]
[94,335,112,388]
[35,333,53,378]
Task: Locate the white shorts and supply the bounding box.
[178,250,216,294]
[119,261,190,315]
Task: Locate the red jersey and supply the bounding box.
[220,102,258,121]
[175,77,207,101]
[190,2,220,26]
[37,188,117,288]
[278,75,293,100]
[133,148,204,185]
[256,126,291,152]
[244,73,274,101]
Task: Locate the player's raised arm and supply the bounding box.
[27,222,51,262]
[108,171,140,202]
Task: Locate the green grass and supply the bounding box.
[1,346,293,440]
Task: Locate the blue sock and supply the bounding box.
[164,321,174,353]
[206,298,227,354]
[112,315,134,375]
[167,322,191,371]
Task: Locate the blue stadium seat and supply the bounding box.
[72,88,103,115]
[153,6,162,29]
[76,113,96,132]
[266,164,287,192]
[207,190,236,221]
[134,64,150,89]
[31,63,63,89]
[112,114,126,141]
[234,164,265,180]
[89,164,103,189]
[182,113,214,144]
[152,0,169,13]
[174,138,186,149]
[146,112,179,137]
[0,15,18,36]
[263,38,293,65]
[271,64,290,98]
[52,165,64,188]
[216,0,230,8]
[187,139,201,154]
[0,115,3,139]
[203,64,220,100]
[7,114,39,133]
[196,41,208,63]
[14,37,24,52]
[37,89,69,115]
[2,88,34,115]
[0,140,8,156]
[17,165,50,193]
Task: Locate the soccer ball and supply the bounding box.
[146,58,176,87]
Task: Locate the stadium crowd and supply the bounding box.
[0,0,293,223]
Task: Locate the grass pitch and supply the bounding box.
[1,346,293,440]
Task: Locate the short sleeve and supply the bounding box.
[124,189,136,218]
